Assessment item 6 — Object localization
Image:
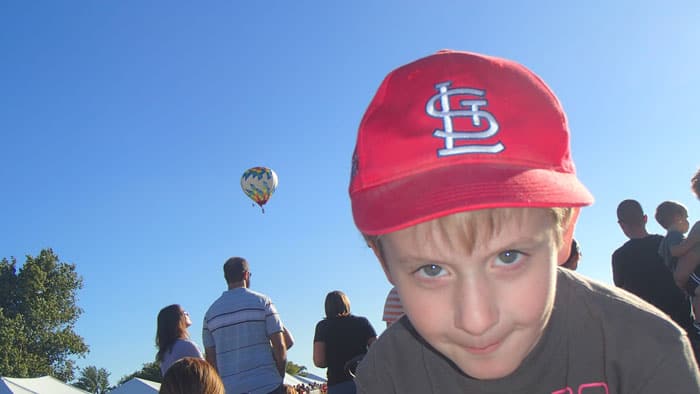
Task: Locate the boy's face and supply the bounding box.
[376,208,561,380]
[669,212,690,234]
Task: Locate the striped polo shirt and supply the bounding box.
[382,287,404,326]
[203,288,284,394]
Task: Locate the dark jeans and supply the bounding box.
[328,380,356,394]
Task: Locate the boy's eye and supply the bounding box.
[416,264,446,278]
[496,250,523,266]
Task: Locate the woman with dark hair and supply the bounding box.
[156,304,204,376]
[313,291,377,394]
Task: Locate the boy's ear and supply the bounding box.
[557,208,580,265]
[368,240,395,285]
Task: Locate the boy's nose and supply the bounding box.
[453,276,498,336]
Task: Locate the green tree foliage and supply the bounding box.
[0,249,89,381]
[286,361,308,377]
[118,361,162,385]
[74,366,111,393]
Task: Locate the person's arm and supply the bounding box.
[283,326,295,350]
[269,331,287,377]
[635,336,700,393]
[672,224,700,256]
[313,341,327,368]
[202,319,216,370]
[364,317,378,349]
[611,252,625,288]
[367,336,377,347]
[205,346,218,372]
[671,241,692,257]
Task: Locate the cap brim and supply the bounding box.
[352,164,594,235]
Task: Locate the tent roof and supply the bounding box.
[107,378,160,394]
[293,373,326,386]
[283,373,305,386]
[0,376,89,394]
[283,373,326,387]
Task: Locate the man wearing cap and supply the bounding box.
[203,257,288,394]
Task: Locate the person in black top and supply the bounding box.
[313,290,377,394]
[612,200,698,344]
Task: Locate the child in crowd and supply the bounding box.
[656,201,700,331]
[348,50,700,393]
[160,357,224,394]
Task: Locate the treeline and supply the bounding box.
[0,248,310,393]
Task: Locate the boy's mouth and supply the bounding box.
[463,340,502,355]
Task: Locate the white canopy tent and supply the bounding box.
[284,373,326,394]
[107,378,160,394]
[0,376,89,394]
[293,372,326,386]
[283,373,306,386]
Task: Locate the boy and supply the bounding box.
[655,201,700,331]
[349,50,700,392]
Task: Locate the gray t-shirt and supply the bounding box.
[160,338,204,376]
[659,230,684,271]
[355,269,700,393]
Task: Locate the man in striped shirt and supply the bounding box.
[203,257,288,394]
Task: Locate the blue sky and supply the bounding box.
[1,1,699,386]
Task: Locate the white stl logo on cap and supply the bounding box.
[426,81,504,157]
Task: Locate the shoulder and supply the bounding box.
[385,287,400,300]
[665,230,681,239]
[226,288,273,304]
[611,241,629,263]
[613,235,662,257]
[356,317,439,392]
[172,339,202,357]
[315,318,329,329]
[351,314,372,324]
[558,269,684,336]
[176,338,199,348]
[357,319,420,370]
[245,288,274,304]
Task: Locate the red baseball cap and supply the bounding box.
[349,50,594,235]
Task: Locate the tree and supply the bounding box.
[0,249,89,381]
[118,361,162,385]
[74,366,111,393]
[286,361,308,377]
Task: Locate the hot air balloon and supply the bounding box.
[241,166,278,213]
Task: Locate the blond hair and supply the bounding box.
[366,207,573,258]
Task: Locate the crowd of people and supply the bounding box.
[612,170,700,363]
[155,256,371,394]
[154,50,700,393]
